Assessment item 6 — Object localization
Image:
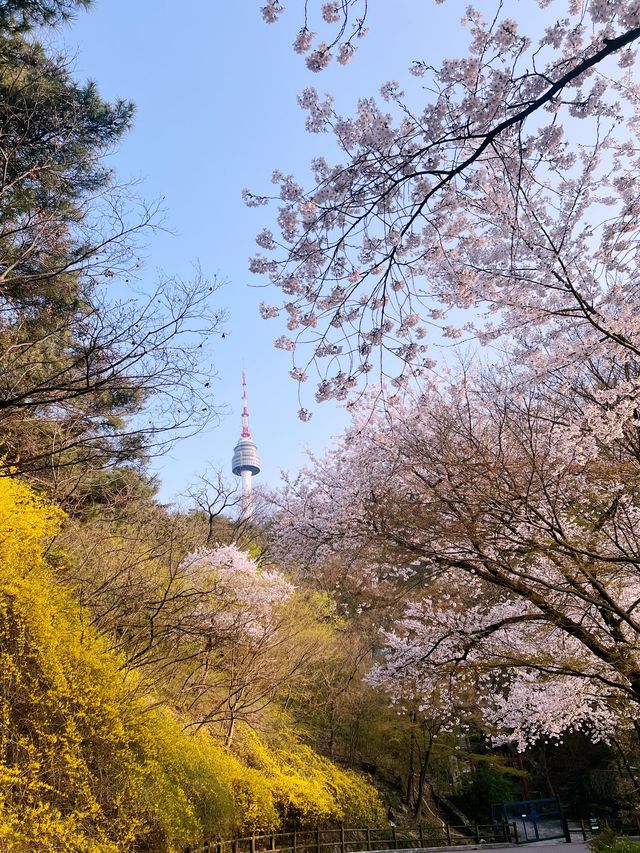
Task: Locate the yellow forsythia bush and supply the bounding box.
[0,474,384,851]
[235,726,385,829]
[0,475,237,851]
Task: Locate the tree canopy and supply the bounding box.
[5,0,640,844]
[253,0,640,415]
[253,0,640,762]
[0,10,225,503]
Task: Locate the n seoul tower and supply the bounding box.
[231,370,261,520]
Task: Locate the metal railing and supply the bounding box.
[186,821,520,853]
[568,817,640,841]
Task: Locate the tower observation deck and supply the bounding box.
[232,370,260,519]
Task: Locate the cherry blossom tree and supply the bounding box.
[271,377,640,748]
[181,544,294,637]
[175,544,327,744]
[254,0,640,753]
[252,0,640,421]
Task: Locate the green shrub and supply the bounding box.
[589,831,640,853]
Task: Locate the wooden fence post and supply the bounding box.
[366,827,371,852]
[446,824,452,846]
[475,823,481,844]
[270,833,276,852]
[293,831,297,853]
[316,827,321,853]
[340,826,345,853]
[232,840,238,853]
[250,835,256,853]
[418,824,424,849]
[391,825,397,850]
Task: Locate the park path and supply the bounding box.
[355,843,589,853]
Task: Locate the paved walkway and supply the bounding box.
[358,844,589,853]
[529,844,588,853]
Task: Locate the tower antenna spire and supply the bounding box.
[241,367,251,438]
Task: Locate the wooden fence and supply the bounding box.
[185,821,520,853]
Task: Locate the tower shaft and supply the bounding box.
[240,469,253,520]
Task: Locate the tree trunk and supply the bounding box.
[328,701,335,758]
[406,711,417,808]
[414,729,434,819]
[225,714,235,747]
[538,743,555,797]
[613,736,640,790]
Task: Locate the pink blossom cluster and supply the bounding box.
[371,593,627,749]
[250,0,640,407]
[269,377,640,745]
[180,545,294,641]
[258,0,368,71]
[255,0,640,745]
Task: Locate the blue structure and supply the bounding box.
[492,797,570,843]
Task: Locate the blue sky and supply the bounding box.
[54,0,468,502]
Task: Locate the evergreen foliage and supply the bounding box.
[0,7,223,501]
[0,0,91,31]
[455,764,517,823]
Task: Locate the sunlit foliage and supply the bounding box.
[0,473,383,850]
